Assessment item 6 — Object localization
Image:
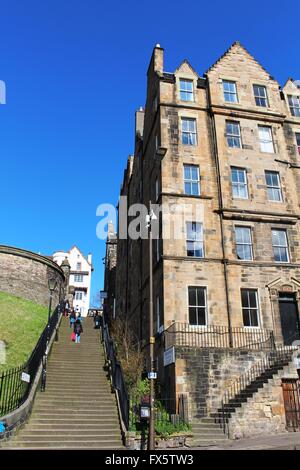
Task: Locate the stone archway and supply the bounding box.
[267,278,300,345]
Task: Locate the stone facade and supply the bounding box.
[228,361,299,439]
[103,222,118,321]
[0,245,65,306]
[112,42,300,432]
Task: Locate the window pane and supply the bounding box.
[185,182,192,195]
[249,291,257,308]
[191,167,199,180]
[184,165,191,179]
[241,290,249,308]
[196,287,205,307]
[196,308,206,325]
[192,183,199,195]
[249,310,259,327]
[189,307,197,325]
[243,309,251,327]
[189,288,197,306]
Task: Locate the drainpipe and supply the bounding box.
[205,76,233,347]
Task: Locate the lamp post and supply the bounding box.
[41,278,57,392]
[146,203,157,450]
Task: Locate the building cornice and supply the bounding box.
[217,208,299,224]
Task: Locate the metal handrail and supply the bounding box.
[0,302,63,417]
[218,346,296,436]
[102,321,129,431]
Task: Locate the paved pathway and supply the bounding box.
[190,431,300,450]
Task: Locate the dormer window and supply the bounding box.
[180,79,194,101]
[223,80,238,103]
[288,95,300,117]
[253,85,268,107]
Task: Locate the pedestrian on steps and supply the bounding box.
[74,319,83,344]
[69,308,76,328]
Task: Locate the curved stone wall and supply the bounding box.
[0,245,65,307]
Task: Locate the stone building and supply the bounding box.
[103,222,118,322]
[113,42,300,437]
[53,246,93,316]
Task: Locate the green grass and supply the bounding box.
[0,291,48,373]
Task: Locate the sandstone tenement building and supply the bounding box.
[106,42,300,437]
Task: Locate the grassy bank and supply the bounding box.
[0,291,48,372]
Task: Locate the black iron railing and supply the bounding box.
[164,322,275,351]
[102,321,129,430]
[217,346,296,436]
[0,303,62,417]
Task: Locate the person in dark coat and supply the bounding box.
[94,313,102,329]
[74,319,83,343]
[69,308,76,328]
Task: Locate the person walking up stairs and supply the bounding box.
[2,317,124,449]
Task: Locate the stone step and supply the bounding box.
[14,431,122,440]
[24,423,120,430]
[30,413,119,426]
[6,440,124,448]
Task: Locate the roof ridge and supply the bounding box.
[204,41,275,81]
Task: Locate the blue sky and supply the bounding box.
[0,0,299,305]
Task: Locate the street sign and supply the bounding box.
[148,372,157,380]
[164,346,175,367]
[21,372,30,383]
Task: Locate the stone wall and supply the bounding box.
[174,347,266,420]
[228,362,299,439]
[0,246,65,307]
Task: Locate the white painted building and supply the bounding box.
[53,246,93,317]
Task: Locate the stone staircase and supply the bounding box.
[190,417,228,446]
[1,317,124,449]
[212,355,292,427]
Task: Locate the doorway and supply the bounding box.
[282,379,300,431]
[279,293,300,346]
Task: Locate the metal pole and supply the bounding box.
[148,203,155,451]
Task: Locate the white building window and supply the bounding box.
[253,85,268,107]
[258,126,274,153]
[265,171,282,202]
[76,262,82,271]
[74,274,83,282]
[223,80,238,103]
[183,164,200,195]
[241,289,259,327]
[231,167,248,199]
[181,118,197,145]
[288,95,300,117]
[226,121,241,148]
[188,286,207,326]
[75,291,83,300]
[235,226,253,261]
[272,229,289,263]
[186,222,204,258]
[179,79,194,101]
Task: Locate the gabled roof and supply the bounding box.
[205,41,275,80]
[282,78,300,91]
[175,59,199,77]
[69,245,92,266]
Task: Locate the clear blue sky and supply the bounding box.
[0,0,299,305]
